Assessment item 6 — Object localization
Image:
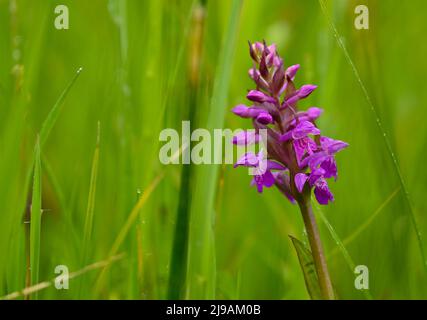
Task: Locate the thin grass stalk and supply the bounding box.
[2,62,81,299]
[313,199,373,300]
[29,136,42,300]
[318,0,427,274]
[78,122,101,299]
[168,0,206,300]
[2,254,124,301]
[94,143,183,294]
[187,0,242,299]
[94,173,165,294]
[327,188,400,259]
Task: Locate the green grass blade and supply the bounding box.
[39,67,83,147]
[108,0,128,61]
[81,122,101,264]
[29,136,42,300]
[78,122,101,298]
[93,144,183,295]
[4,68,83,297]
[328,187,400,258]
[187,0,243,299]
[168,160,192,299]
[2,254,124,300]
[318,0,427,274]
[15,67,84,253]
[168,0,205,300]
[95,173,165,293]
[290,236,322,300]
[312,199,373,300]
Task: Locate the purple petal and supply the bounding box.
[231,104,251,117]
[250,42,264,61]
[232,104,247,114]
[232,105,264,119]
[267,160,287,171]
[247,90,275,104]
[314,179,334,205]
[248,68,260,80]
[252,170,275,193]
[285,64,300,80]
[307,107,323,120]
[232,131,259,145]
[262,170,276,188]
[320,156,337,179]
[292,121,321,140]
[328,140,349,154]
[256,112,273,125]
[298,85,317,98]
[255,178,264,193]
[267,43,277,55]
[279,66,300,96]
[320,136,349,154]
[284,85,317,106]
[272,56,282,68]
[252,176,264,193]
[303,151,328,170]
[246,90,265,103]
[254,42,264,51]
[293,137,317,166]
[265,44,277,66]
[293,139,306,163]
[295,173,308,193]
[283,94,299,107]
[289,108,322,126]
[246,90,267,103]
[249,68,269,90]
[308,168,326,186]
[234,152,258,168]
[279,131,292,142]
[266,52,276,67]
[280,122,320,143]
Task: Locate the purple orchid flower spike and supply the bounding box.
[232,41,348,205]
[231,40,348,300]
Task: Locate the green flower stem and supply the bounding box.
[297,192,335,300]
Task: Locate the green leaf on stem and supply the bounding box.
[289,235,322,300]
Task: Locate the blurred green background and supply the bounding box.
[0,0,426,299]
